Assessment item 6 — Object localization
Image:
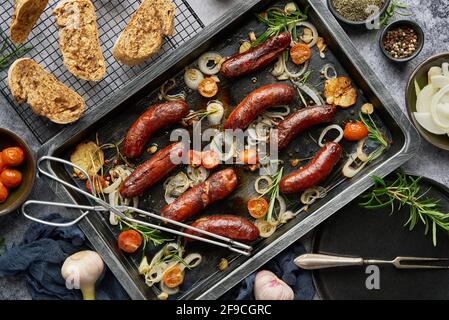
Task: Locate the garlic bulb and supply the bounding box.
[254,270,294,300]
[61,250,104,300]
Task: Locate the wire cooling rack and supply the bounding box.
[0,0,204,143]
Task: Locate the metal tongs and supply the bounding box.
[21,156,253,256]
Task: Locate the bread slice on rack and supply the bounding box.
[53,0,106,81]
[10,0,49,44]
[8,58,85,124]
[112,0,176,66]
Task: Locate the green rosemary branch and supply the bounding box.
[254,5,308,46]
[120,218,172,251]
[380,1,412,26]
[0,44,33,72]
[359,111,389,161]
[360,172,449,246]
[259,167,284,222]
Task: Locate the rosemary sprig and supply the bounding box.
[360,172,449,246]
[120,218,172,252]
[359,111,389,161]
[380,1,412,26]
[0,44,33,71]
[259,167,284,222]
[184,109,216,123]
[254,5,308,46]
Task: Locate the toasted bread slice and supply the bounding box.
[8,58,85,124]
[53,0,106,81]
[112,0,175,66]
[10,0,49,44]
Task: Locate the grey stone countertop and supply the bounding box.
[0,0,448,300]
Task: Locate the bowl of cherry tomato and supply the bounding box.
[0,128,36,216]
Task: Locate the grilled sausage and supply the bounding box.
[279,142,342,194]
[221,32,291,78]
[224,84,295,130]
[123,101,189,159]
[185,215,259,242]
[160,168,238,222]
[119,142,186,198]
[271,105,337,151]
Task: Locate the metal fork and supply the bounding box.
[294,254,449,270]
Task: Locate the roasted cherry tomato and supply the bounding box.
[198,78,218,98]
[0,169,22,189]
[247,197,269,219]
[188,150,202,168]
[201,150,220,170]
[118,230,142,253]
[86,176,107,194]
[343,121,369,141]
[0,182,9,204]
[2,147,25,167]
[0,156,7,173]
[290,43,312,65]
[163,265,184,288]
[239,149,259,165]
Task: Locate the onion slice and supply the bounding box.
[318,124,343,147]
[295,22,318,48]
[198,52,223,75]
[184,68,204,90]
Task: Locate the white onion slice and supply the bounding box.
[187,166,209,186]
[183,253,202,269]
[255,176,273,194]
[428,66,442,84]
[342,153,367,178]
[430,75,449,89]
[294,81,324,106]
[414,112,447,135]
[184,68,204,90]
[416,84,435,113]
[431,84,449,129]
[318,124,343,147]
[255,219,278,238]
[263,105,291,118]
[282,56,309,79]
[321,63,337,79]
[272,56,285,77]
[295,22,318,48]
[198,52,223,75]
[206,100,224,125]
[443,63,449,77]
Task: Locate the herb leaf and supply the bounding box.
[360,172,449,246]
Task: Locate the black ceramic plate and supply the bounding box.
[312,174,449,300]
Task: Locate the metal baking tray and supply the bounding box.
[36,0,419,300]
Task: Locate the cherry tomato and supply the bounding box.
[0,169,22,189]
[198,78,218,98]
[0,182,9,204]
[86,176,107,194]
[343,121,369,141]
[290,44,312,65]
[0,156,7,173]
[239,149,259,165]
[163,265,184,288]
[247,197,269,219]
[2,147,25,167]
[201,150,220,170]
[118,230,142,253]
[188,150,202,168]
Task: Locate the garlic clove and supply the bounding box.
[254,270,294,300]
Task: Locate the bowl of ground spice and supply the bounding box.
[328,0,391,26]
[380,20,424,62]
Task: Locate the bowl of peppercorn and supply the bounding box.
[380,20,424,62]
[327,0,391,27]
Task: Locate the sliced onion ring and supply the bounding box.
[318,124,344,147]
[321,63,337,79]
[184,68,204,90]
[255,219,278,238]
[198,52,223,75]
[342,153,368,178]
[294,81,324,106]
[255,176,273,194]
[300,186,327,205]
[295,22,318,48]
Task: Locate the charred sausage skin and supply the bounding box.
[185,215,259,241]
[279,142,342,194]
[221,32,291,78]
[119,142,186,198]
[123,101,189,159]
[160,168,238,222]
[224,84,295,130]
[271,105,337,150]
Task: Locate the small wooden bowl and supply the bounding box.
[0,128,36,216]
[405,52,449,151]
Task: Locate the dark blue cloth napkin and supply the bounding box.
[0,213,128,300]
[221,242,315,300]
